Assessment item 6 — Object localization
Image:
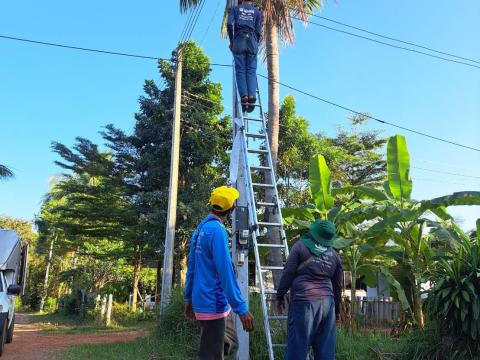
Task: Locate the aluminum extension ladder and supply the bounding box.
[233,74,290,360]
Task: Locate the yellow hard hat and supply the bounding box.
[210,186,240,212]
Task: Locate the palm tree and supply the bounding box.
[179,0,321,284]
[179,0,320,169]
[0,165,13,179]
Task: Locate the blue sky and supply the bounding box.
[1,0,479,230]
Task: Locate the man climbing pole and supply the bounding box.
[227,0,263,113]
[184,186,254,360]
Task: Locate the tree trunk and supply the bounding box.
[155,258,162,305]
[39,235,56,312]
[414,283,425,329]
[266,20,280,172]
[179,238,188,288]
[265,19,283,288]
[131,254,142,313]
[350,270,357,329]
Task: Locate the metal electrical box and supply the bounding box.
[234,206,250,247]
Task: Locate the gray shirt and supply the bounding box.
[276,241,343,315]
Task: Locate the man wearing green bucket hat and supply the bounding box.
[276,219,343,360]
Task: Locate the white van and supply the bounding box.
[0,230,28,356]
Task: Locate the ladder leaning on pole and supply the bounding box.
[232,71,290,360]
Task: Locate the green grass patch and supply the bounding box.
[61,291,412,360]
[336,328,406,360]
[30,308,155,335]
[62,290,199,359]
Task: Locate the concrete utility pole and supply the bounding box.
[160,46,183,316]
[230,0,250,355]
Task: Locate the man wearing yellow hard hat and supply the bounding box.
[184,186,254,360]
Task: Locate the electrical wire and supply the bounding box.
[181,0,206,43]
[1,34,479,152]
[200,0,221,45]
[291,17,480,70]
[413,177,480,188]
[0,34,166,61]
[178,4,201,44]
[411,166,480,180]
[256,73,480,152]
[292,9,480,65]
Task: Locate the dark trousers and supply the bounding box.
[232,32,258,99]
[198,318,226,360]
[285,298,336,360]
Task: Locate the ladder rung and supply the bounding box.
[250,166,271,171]
[245,132,266,139]
[256,243,285,248]
[269,316,288,320]
[261,266,284,271]
[247,148,268,154]
[256,201,276,207]
[272,344,287,348]
[263,289,277,294]
[244,117,263,122]
[258,222,282,227]
[252,183,274,188]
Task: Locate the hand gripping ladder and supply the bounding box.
[232,72,290,360]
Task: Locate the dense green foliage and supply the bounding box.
[427,224,480,355]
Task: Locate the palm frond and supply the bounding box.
[0,165,13,179]
[180,0,203,13]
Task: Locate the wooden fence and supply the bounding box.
[345,297,400,326]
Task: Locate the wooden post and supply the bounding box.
[160,45,183,317]
[106,294,113,326]
[100,295,107,321]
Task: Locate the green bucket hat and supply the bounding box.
[302,219,337,256]
[309,219,336,247]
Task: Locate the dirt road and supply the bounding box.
[2,313,144,360]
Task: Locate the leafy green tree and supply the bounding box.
[44,142,144,311]
[325,114,386,188]
[277,95,321,207]
[277,99,386,208]
[104,41,231,289]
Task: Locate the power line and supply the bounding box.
[2,34,479,153]
[295,10,480,66]
[0,34,167,61]
[181,0,206,43]
[411,166,480,180]
[415,158,479,172]
[256,73,480,153]
[200,0,221,45]
[179,4,201,44]
[291,17,480,70]
[414,177,480,188]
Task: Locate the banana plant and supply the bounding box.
[337,135,480,328]
[282,154,403,325]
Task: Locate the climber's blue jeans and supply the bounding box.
[232,32,258,99]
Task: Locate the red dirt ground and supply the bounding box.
[1,313,144,360]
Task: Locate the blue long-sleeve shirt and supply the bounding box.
[227,2,262,43]
[184,215,248,316]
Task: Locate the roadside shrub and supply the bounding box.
[43,297,58,313]
[426,234,480,357]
